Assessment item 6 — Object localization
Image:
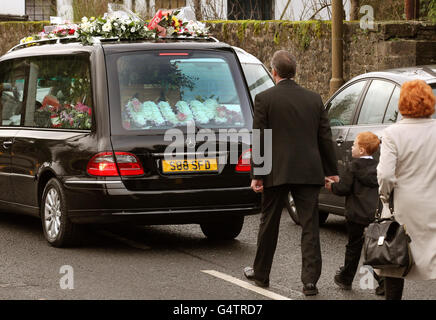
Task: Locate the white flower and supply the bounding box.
[167,27,175,35]
[158,101,179,125]
[130,27,136,33]
[81,17,88,23]
[190,100,210,124]
[102,22,112,33]
[125,99,146,126]
[142,101,165,126]
[80,21,92,33]
[121,25,126,31]
[175,101,194,123]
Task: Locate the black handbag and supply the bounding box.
[363,193,414,277]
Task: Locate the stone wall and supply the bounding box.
[0,21,47,55]
[1,20,435,101]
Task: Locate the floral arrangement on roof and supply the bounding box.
[18,7,210,47]
[20,24,79,45]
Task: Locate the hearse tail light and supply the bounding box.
[87,152,144,177]
[235,149,252,172]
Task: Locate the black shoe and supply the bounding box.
[335,266,345,275]
[334,274,352,290]
[303,283,318,296]
[375,283,385,296]
[254,279,270,288]
[243,267,269,288]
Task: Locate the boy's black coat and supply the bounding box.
[331,158,378,225]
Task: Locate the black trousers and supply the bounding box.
[253,184,322,285]
[385,277,404,300]
[341,220,367,283]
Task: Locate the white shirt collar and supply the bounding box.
[360,156,373,159]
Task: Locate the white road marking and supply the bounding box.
[201,270,293,300]
[98,231,151,250]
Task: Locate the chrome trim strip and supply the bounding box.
[110,206,258,216]
[151,151,228,157]
[64,180,123,185]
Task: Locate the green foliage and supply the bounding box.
[273,30,280,45]
[295,23,312,50]
[427,0,436,22]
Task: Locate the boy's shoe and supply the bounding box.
[375,284,385,296]
[375,278,385,296]
[334,273,352,290]
[303,283,319,296]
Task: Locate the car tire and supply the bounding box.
[286,192,330,226]
[41,178,83,247]
[200,216,244,240]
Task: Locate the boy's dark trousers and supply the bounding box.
[340,220,367,283]
[340,220,384,287]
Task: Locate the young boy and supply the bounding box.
[325,131,384,294]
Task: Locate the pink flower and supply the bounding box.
[123,120,131,129]
[217,106,227,118]
[74,102,89,113]
[132,99,141,112]
[177,112,187,121]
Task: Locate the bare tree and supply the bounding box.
[193,0,202,20]
[350,0,360,20]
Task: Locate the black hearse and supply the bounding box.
[0,38,265,246]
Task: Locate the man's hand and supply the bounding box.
[324,176,339,191]
[251,179,264,193]
[326,175,339,183]
[324,178,334,191]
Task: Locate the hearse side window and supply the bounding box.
[24,55,93,130]
[327,80,366,126]
[357,79,395,125]
[0,59,27,127]
[114,51,249,131]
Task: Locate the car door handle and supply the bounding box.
[2,140,13,149]
[336,137,345,146]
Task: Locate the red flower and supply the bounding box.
[148,10,163,30]
[68,29,75,35]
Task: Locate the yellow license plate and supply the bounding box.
[162,159,218,173]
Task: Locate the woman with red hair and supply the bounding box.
[377,80,436,299]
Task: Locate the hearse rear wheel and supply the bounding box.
[200,216,244,240]
[41,178,83,247]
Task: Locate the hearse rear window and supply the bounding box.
[109,51,251,132]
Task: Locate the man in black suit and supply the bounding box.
[244,50,338,296]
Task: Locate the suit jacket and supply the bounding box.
[251,79,338,187]
[331,158,378,225]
